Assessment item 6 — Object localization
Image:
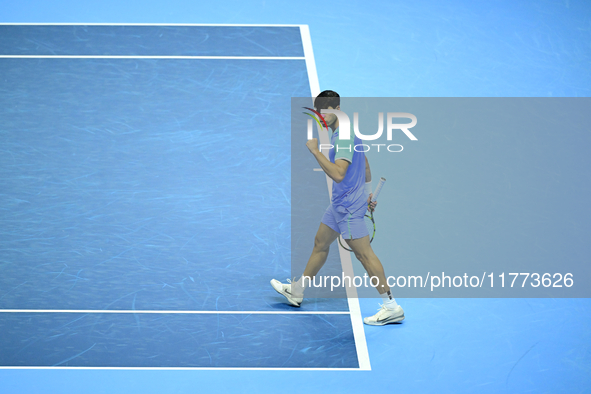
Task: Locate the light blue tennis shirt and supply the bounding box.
[328,127,367,214]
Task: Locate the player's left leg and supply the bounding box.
[302,222,340,279]
[270,222,339,307]
[346,236,405,325]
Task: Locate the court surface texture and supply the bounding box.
[1,2,591,392]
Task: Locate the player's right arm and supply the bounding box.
[306,138,349,183]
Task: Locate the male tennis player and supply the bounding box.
[271,90,404,325]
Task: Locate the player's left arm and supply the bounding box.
[365,156,372,182]
[365,155,377,212]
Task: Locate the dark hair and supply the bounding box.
[314,90,340,111]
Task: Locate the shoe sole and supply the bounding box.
[364,314,405,326]
[270,280,302,307]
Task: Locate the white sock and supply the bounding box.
[292,276,306,296]
[380,290,398,309]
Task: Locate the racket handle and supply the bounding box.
[371,177,386,202]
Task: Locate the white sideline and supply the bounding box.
[300,24,371,371]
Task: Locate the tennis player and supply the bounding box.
[271,90,404,325]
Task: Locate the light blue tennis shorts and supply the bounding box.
[321,203,369,240]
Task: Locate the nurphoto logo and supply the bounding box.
[303,108,418,153]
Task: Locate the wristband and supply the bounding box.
[364,181,372,196]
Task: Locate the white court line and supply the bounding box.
[300,25,320,96]
[0,23,307,60]
[0,55,304,60]
[0,309,349,315]
[0,367,365,371]
[0,23,304,27]
[300,25,371,372]
[0,307,357,371]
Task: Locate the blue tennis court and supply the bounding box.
[1,2,591,392]
[0,24,367,370]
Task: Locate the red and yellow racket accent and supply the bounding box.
[303,106,329,130]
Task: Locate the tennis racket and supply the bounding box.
[338,177,386,252]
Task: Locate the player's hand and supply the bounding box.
[367,193,377,213]
[306,138,319,154]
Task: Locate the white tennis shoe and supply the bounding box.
[270,278,303,307]
[363,304,405,325]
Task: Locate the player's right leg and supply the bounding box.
[302,223,340,279]
[271,222,339,307]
